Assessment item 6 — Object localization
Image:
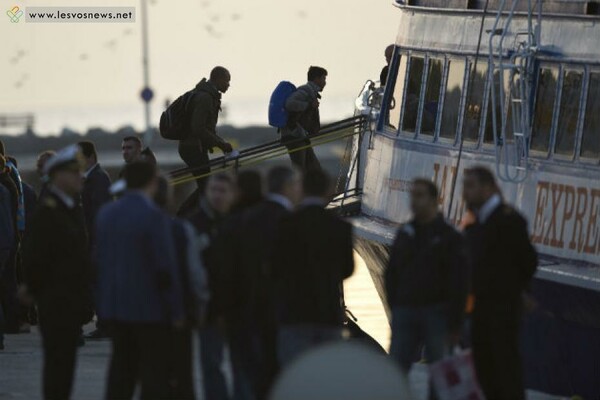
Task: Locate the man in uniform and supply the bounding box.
[22,145,93,400]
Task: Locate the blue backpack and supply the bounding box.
[268,81,296,128]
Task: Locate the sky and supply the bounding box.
[1,0,400,135]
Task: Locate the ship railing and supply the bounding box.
[487,0,540,183]
[168,115,368,187]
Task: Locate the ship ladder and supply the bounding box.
[487,0,541,183]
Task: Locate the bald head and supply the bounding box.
[210,66,231,93]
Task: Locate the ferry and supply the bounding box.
[349,0,600,398]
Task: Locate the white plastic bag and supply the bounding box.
[429,349,485,400]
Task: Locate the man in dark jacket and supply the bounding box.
[22,145,93,400]
[273,169,354,365]
[462,166,538,400]
[179,66,234,190]
[78,141,112,340]
[96,161,186,399]
[385,179,468,393]
[218,165,302,399]
[281,66,327,173]
[78,141,112,246]
[187,173,236,400]
[0,155,16,350]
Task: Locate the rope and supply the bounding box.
[446,0,491,217]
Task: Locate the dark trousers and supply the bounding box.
[106,322,173,400]
[199,327,228,400]
[178,143,210,191]
[178,144,210,217]
[282,137,321,173]
[39,317,80,400]
[471,305,524,400]
[230,325,278,400]
[0,255,20,332]
[171,328,195,400]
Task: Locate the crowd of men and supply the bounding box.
[0,62,538,400]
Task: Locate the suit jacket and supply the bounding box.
[273,204,354,326]
[22,191,93,325]
[95,192,185,324]
[216,199,290,326]
[465,203,538,313]
[81,164,112,244]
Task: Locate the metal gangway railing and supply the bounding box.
[487,0,541,183]
[168,115,368,187]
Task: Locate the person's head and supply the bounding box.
[233,170,263,211]
[385,45,395,65]
[303,169,333,201]
[46,145,86,197]
[153,175,172,210]
[204,173,236,214]
[267,165,302,205]
[37,150,56,177]
[209,66,231,93]
[122,136,142,164]
[410,179,439,222]
[308,66,328,91]
[140,147,157,166]
[462,166,500,211]
[123,161,159,198]
[78,141,98,170]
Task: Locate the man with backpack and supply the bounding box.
[176,66,233,190]
[278,66,327,173]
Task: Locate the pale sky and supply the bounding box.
[1,0,400,135]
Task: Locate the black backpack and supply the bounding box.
[159,89,196,140]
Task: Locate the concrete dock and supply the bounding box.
[0,254,558,399]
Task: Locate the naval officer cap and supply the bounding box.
[43,144,85,176]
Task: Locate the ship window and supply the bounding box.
[484,70,515,144]
[462,61,488,142]
[581,72,600,159]
[531,68,558,153]
[386,56,408,132]
[440,59,465,140]
[402,56,425,132]
[555,70,583,157]
[420,58,443,136]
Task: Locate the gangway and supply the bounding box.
[168,115,368,190]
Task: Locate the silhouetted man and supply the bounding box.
[78,141,112,341]
[187,173,236,400]
[221,166,302,399]
[281,66,327,173]
[22,145,93,400]
[385,179,468,399]
[78,141,112,246]
[273,170,354,365]
[462,166,537,400]
[179,66,234,190]
[380,44,395,86]
[96,162,185,399]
